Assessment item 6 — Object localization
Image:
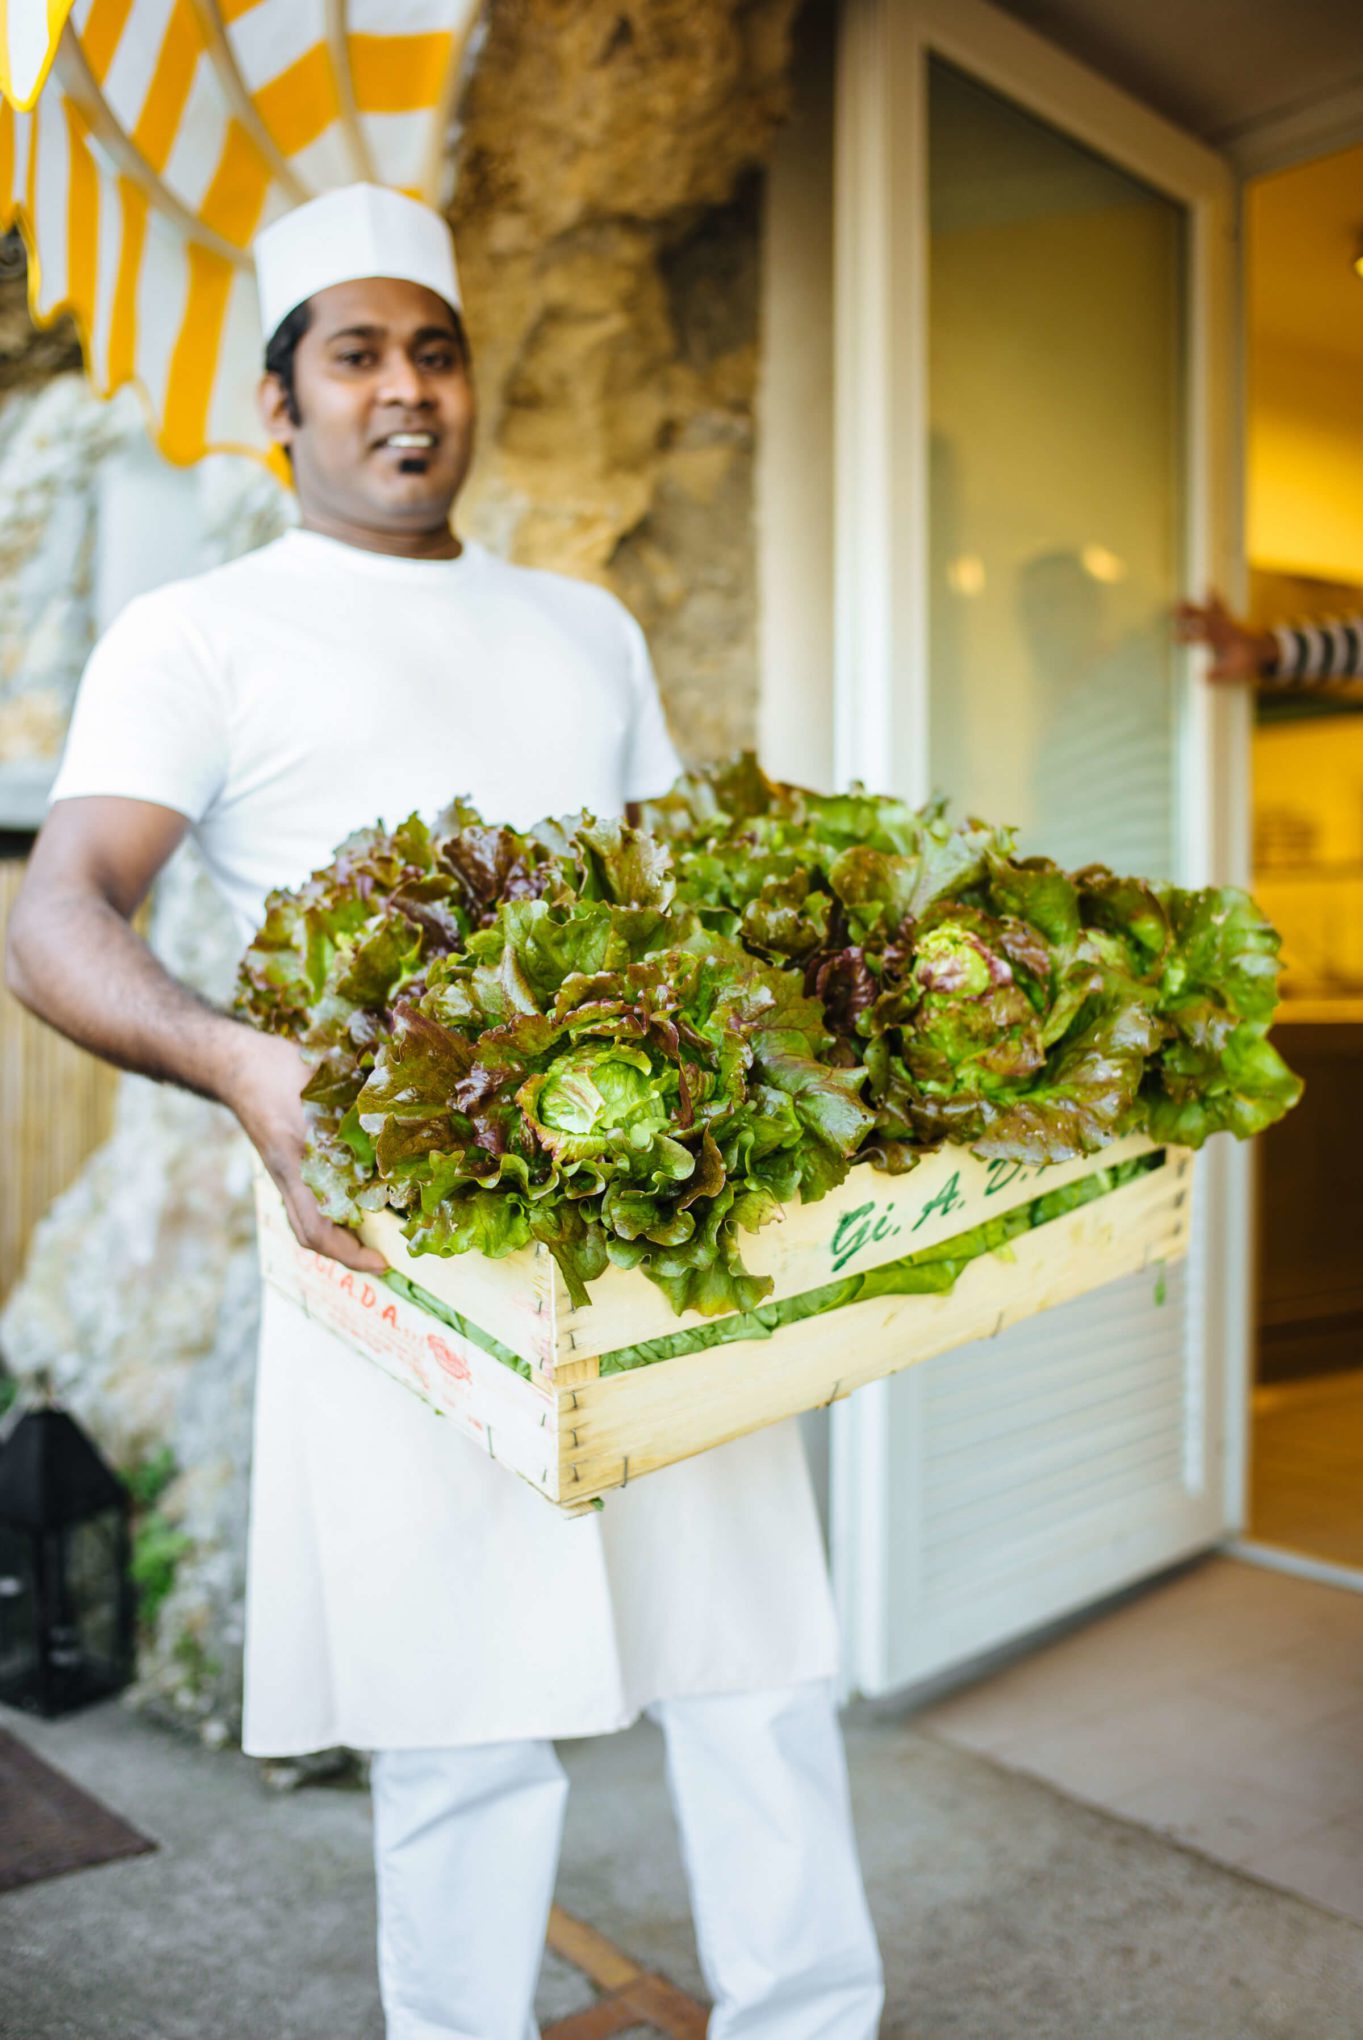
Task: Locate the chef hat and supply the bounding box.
[253,183,463,343]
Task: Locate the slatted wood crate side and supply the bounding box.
[548,1131,1165,1366]
[255,1147,1192,1514]
[0,857,121,1305]
[361,1129,1163,1374]
[361,1205,560,1375]
[553,1153,1194,1506]
[254,1177,561,1498]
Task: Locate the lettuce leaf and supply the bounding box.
[237,754,1300,1317]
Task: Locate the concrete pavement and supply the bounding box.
[2,1695,1362,2039]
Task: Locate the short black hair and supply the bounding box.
[262,294,470,432]
[263,298,314,428]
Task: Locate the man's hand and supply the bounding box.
[1173,593,1277,682]
[224,1031,386,1275]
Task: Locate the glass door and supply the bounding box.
[831,0,1243,1694]
[927,58,1186,880]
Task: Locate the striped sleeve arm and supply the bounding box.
[1267,618,1363,686]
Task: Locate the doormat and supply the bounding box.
[0,1729,156,1894]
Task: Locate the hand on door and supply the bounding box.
[1173,593,1276,682]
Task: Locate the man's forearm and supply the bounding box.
[6,888,252,1107]
[7,818,384,1274]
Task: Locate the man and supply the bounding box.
[1175,592,1363,689]
[5,185,883,2038]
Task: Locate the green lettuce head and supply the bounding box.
[912,921,1012,999]
[238,755,1302,1319]
[519,1044,693,1181]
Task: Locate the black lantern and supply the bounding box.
[0,1407,136,1717]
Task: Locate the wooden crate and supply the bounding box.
[255,1133,1193,1512]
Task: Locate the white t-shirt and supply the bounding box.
[50,527,683,937]
[49,524,839,1755]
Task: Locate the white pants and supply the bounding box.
[370,1679,884,2040]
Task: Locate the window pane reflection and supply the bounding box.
[927,59,1186,879]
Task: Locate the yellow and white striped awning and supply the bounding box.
[0,0,480,468]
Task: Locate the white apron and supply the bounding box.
[242,1287,840,1755]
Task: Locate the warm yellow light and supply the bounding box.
[946,554,986,596]
[1080,543,1128,584]
[1354,248,1363,280]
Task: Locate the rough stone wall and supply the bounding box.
[0,376,136,767]
[0,230,82,393]
[0,0,799,1741]
[452,0,796,759]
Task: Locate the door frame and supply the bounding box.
[812,0,1254,1690]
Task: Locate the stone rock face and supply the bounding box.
[0,377,138,768]
[0,0,799,1739]
[452,0,799,761]
[0,231,83,394]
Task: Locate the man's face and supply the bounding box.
[258,276,475,534]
